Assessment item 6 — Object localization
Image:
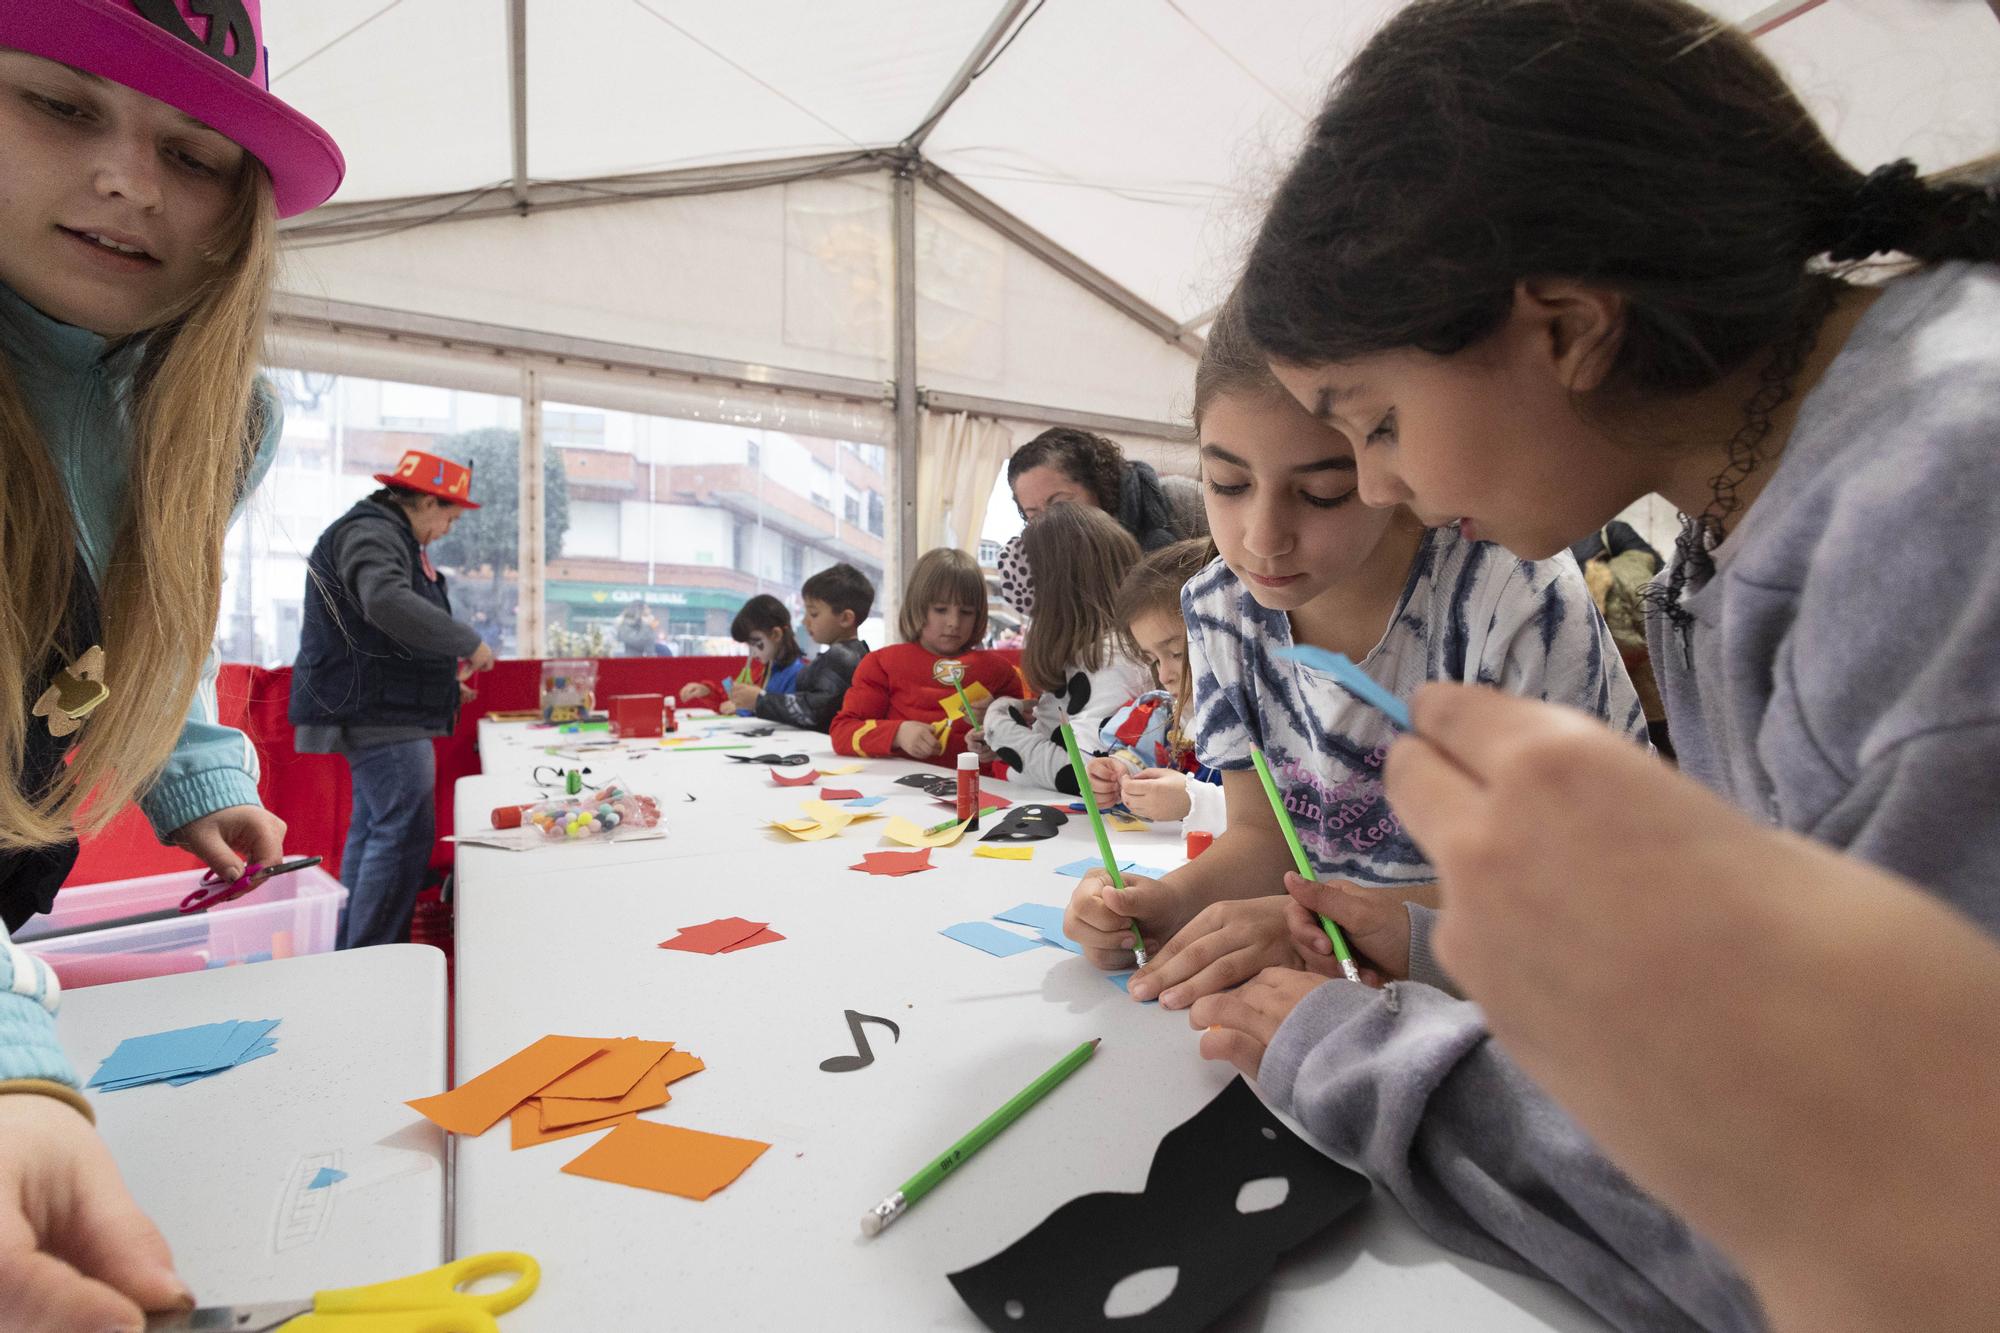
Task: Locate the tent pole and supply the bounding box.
[518,367,547,655]
[923,166,1205,357]
[903,0,1034,151]
[506,0,529,213]
[892,164,921,614]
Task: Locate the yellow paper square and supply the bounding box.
[819,763,864,776]
[972,845,1033,862]
[1109,814,1148,833]
[882,815,970,849]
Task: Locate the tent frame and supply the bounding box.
[279,2,1208,596]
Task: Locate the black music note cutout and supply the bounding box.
[818,1009,901,1073]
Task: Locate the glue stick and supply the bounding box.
[956,751,981,831]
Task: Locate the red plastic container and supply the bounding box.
[1185,830,1215,859]
[608,693,665,739]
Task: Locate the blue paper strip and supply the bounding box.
[1055,858,1138,879]
[844,795,888,808]
[307,1168,347,1190]
[940,921,1046,958]
[1275,645,1412,730]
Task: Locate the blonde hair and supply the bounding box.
[1114,538,1215,749]
[0,162,277,851]
[1019,503,1142,695]
[898,548,988,653]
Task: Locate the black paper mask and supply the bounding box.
[978,804,1068,843]
[895,773,959,798]
[947,1078,1369,1331]
[726,753,812,767]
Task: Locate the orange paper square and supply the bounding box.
[559,1120,769,1199]
[407,1035,608,1136]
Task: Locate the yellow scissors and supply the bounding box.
[146,1251,539,1332]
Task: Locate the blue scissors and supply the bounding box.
[146,1251,539,1331]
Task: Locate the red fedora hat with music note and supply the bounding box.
[374,450,480,509]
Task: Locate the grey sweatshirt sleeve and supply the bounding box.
[335,523,482,658]
[1403,904,1463,997]
[1260,979,1765,1333]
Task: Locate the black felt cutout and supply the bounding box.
[726,752,812,766]
[947,1078,1369,1331]
[896,773,960,798]
[736,724,778,737]
[818,1010,900,1073]
[978,805,1069,843]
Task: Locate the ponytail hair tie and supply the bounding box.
[1821,159,1932,262]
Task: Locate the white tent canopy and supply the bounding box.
[266,0,2000,607]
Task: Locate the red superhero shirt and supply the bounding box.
[830,644,1024,764]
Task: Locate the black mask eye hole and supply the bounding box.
[1104,1266,1179,1319]
[1235,1176,1290,1215]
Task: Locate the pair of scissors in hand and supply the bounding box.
[147,1251,539,1331]
[179,856,324,914]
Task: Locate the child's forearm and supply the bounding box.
[1158,820,1293,911]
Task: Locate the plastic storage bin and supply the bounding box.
[14,866,348,989]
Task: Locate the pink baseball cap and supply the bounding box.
[0,0,345,217]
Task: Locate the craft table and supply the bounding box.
[54,944,450,1306]
[451,727,1609,1330]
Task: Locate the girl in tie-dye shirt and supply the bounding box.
[1063,295,1642,983]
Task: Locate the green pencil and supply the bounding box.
[1060,724,1148,966]
[925,806,998,835]
[1249,745,1361,983]
[860,1037,1100,1236]
[655,742,753,753]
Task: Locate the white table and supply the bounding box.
[55,945,450,1306]
[451,730,1608,1330]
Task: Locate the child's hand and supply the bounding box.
[726,680,763,711]
[965,695,993,725]
[1084,755,1127,807]
[0,1092,193,1330]
[1188,967,1329,1080]
[1283,874,1419,983]
[1127,895,1301,1008]
[1062,871,1200,970]
[1120,768,1193,821]
[896,720,943,759]
[679,682,712,703]
[967,730,998,765]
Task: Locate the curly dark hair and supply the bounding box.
[1006,427,1126,517]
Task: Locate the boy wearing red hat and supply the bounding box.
[290,450,492,950]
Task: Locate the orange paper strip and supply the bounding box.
[538,1049,703,1130]
[511,1100,639,1149]
[407,1035,608,1136]
[559,1119,769,1200]
[537,1038,676,1101]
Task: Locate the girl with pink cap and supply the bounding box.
[0,4,342,1327]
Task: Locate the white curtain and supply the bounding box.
[917,411,1014,554]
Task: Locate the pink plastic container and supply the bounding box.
[14,866,348,989]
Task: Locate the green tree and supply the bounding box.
[428,428,570,654]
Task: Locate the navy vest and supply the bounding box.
[289,501,461,731]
